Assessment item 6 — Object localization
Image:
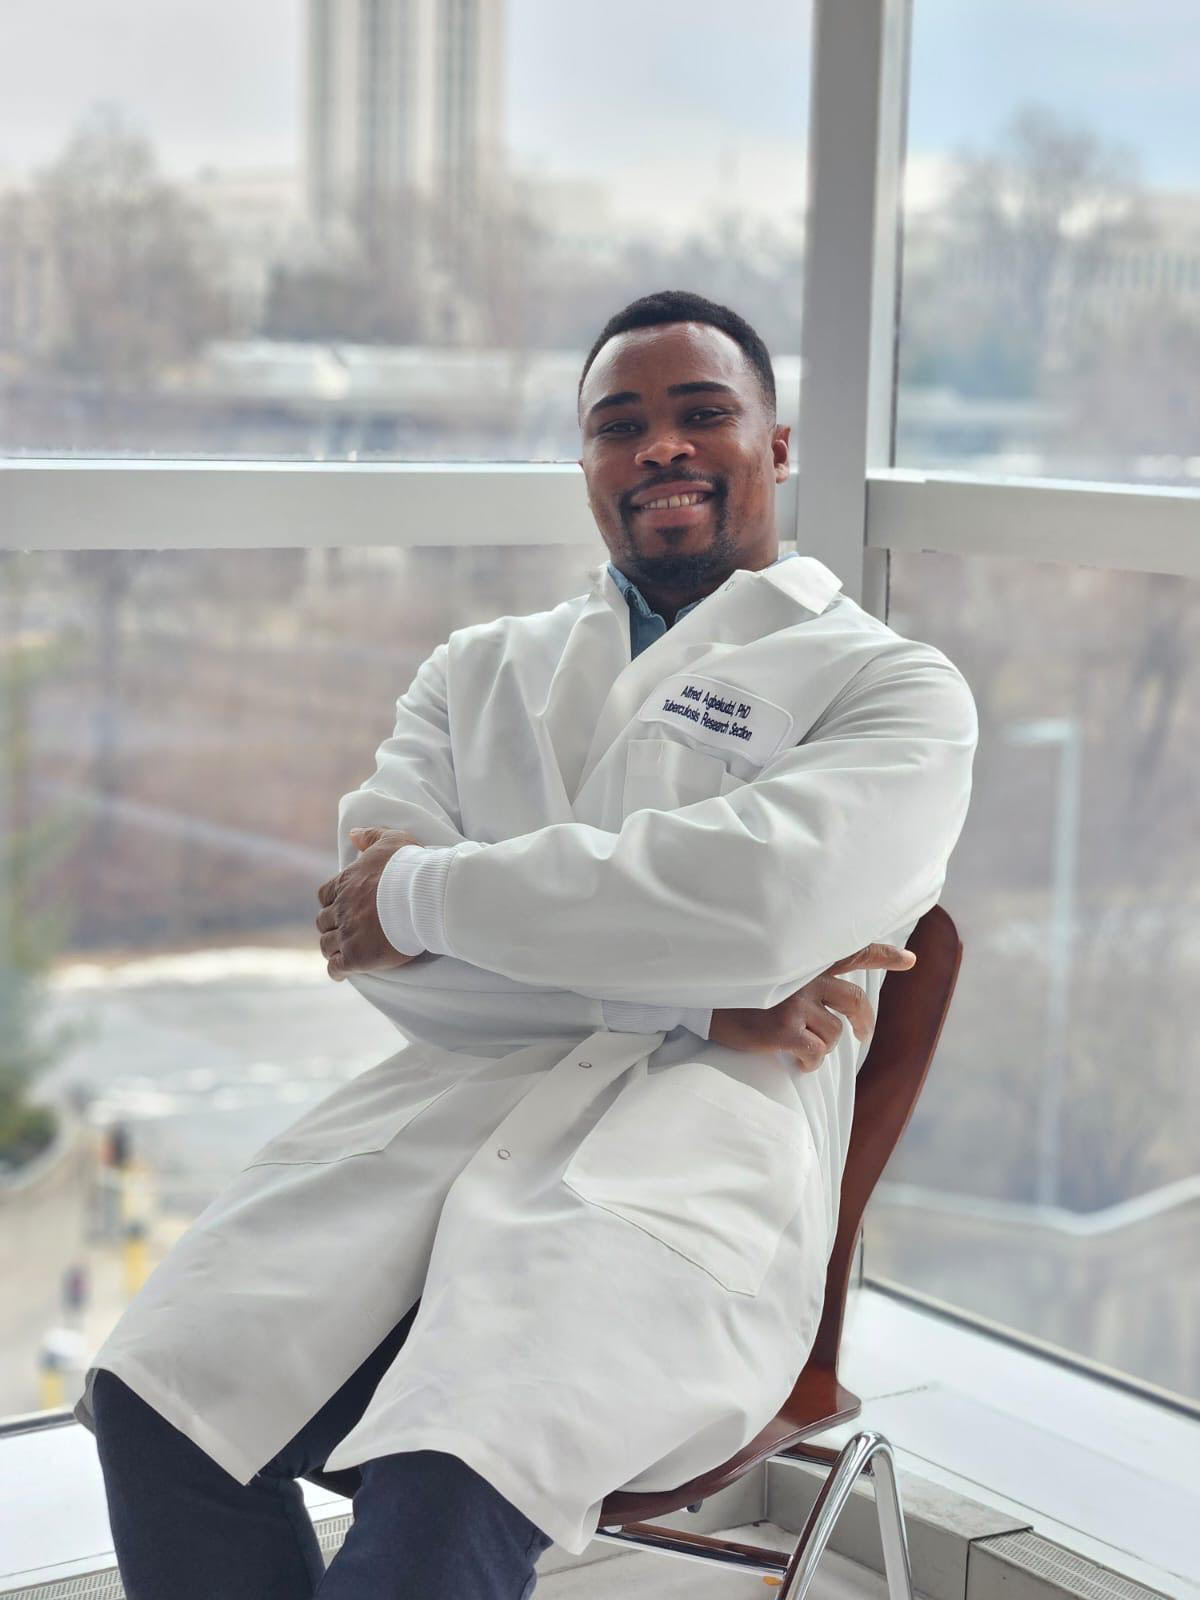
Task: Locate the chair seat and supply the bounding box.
[596,1364,861,1526]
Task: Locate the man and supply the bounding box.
[78,291,977,1599]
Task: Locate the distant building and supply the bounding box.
[305,0,505,250]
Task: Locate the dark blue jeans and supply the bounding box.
[90,1299,555,1599]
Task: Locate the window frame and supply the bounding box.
[1,0,1198,1448]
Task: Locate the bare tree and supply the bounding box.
[901,102,1154,398]
[26,102,234,388]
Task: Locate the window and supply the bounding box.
[865,550,1199,1407]
[0,0,812,462]
[897,0,1200,489]
[0,540,599,1415]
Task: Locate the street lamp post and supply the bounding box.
[1003,717,1081,1211]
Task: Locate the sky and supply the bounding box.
[0,0,1196,220]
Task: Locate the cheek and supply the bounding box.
[723,461,761,505]
[586,471,621,519]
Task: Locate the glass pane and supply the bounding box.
[0,1,810,462]
[0,541,598,1418]
[898,0,1200,489]
[864,550,1200,1406]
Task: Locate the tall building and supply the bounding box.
[305,0,505,249]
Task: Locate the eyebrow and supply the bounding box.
[585,380,739,422]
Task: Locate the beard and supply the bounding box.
[616,487,737,590]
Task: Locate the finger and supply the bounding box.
[317,876,340,908]
[814,976,874,1041]
[319,930,339,959]
[327,953,344,981]
[795,1003,842,1051]
[825,943,916,975]
[315,907,336,933]
[790,1030,826,1073]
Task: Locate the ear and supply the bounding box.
[772,425,791,482]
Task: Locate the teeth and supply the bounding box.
[641,492,709,510]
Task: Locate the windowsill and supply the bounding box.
[0,1284,1195,1597]
[813,1281,1200,1599]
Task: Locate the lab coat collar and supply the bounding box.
[571,554,845,799]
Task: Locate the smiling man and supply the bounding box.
[78,291,978,1600]
[580,314,787,625]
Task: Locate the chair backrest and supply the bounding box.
[807,903,963,1371]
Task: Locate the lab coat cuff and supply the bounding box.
[376,844,431,956]
[378,842,481,958]
[600,1000,712,1039]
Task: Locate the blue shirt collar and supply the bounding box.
[607,550,799,626]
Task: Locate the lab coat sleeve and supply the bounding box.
[418,645,979,1010]
[375,843,711,1038]
[339,644,710,1037]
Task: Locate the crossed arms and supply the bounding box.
[316,637,977,1054]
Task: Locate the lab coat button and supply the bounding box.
[578,1061,592,1069]
[497,1148,511,1159]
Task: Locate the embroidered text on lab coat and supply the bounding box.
[636,673,794,765]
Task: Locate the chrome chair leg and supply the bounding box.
[867,1437,915,1600]
[777,1430,913,1600]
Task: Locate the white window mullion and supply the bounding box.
[795,0,913,618]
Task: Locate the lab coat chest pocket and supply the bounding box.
[242,1052,455,1168]
[622,737,730,815]
[561,1062,818,1297]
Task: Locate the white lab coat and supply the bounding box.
[74,556,978,1554]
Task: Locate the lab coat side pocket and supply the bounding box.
[561,1061,818,1297]
[242,1050,457,1168]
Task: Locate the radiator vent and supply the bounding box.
[971,1529,1176,1600]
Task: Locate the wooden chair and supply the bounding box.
[307,902,962,1600]
[588,902,963,1600]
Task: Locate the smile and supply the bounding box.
[635,491,713,511]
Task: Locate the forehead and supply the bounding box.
[580,321,758,411]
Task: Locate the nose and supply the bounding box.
[634,431,695,470]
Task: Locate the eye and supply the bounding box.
[598,419,638,434]
[688,408,727,421]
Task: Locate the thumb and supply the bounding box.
[349,826,381,848]
[825,943,917,975]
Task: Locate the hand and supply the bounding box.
[707,943,917,1072]
[315,826,426,981]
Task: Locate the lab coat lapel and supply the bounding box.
[571,556,844,800]
[537,565,632,810]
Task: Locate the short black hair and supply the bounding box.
[577,290,777,423]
